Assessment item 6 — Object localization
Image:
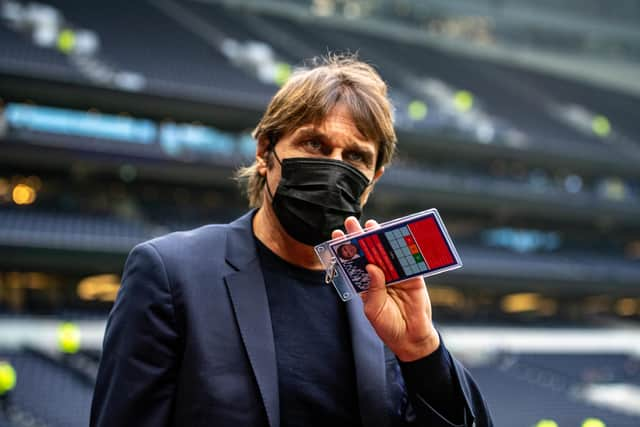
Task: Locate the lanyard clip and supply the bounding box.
[324,257,338,284]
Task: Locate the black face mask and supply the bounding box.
[267,151,371,246]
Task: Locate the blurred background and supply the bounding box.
[0,0,639,426]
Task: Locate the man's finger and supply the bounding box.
[364,219,380,230]
[331,229,344,240]
[344,216,363,234]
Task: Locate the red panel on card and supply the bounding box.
[371,234,399,280]
[359,237,376,265]
[408,216,454,269]
[359,235,399,282]
[360,236,390,280]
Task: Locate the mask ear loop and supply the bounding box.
[264,135,281,201]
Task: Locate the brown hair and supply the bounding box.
[236,53,397,207]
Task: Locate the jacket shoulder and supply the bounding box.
[150,223,229,252]
[131,223,232,274]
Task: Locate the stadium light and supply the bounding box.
[57,322,81,354]
[57,28,75,54]
[0,178,9,199]
[615,298,637,316]
[582,417,606,427]
[502,293,540,312]
[534,419,558,427]
[500,293,556,315]
[77,274,121,302]
[408,100,428,121]
[428,286,465,309]
[591,115,611,137]
[454,90,474,112]
[12,183,37,205]
[0,361,16,395]
[600,178,626,201]
[274,62,292,87]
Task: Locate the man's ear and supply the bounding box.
[360,166,385,206]
[256,136,271,177]
[372,166,385,183]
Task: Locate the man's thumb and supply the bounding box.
[362,264,387,319]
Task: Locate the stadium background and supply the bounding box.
[0,0,639,426]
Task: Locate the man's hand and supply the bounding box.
[332,217,440,362]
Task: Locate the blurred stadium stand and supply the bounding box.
[1,0,640,426]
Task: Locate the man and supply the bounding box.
[91,55,492,427]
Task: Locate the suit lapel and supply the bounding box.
[224,212,280,427]
[346,296,390,427]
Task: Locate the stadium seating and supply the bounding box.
[2,0,639,166]
[0,350,92,427]
[473,354,640,426]
[0,209,149,252]
[510,353,640,385]
[2,348,639,426]
[0,19,81,81]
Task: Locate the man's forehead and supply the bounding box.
[292,123,375,151]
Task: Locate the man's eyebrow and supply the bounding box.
[293,127,326,140]
[293,128,376,160]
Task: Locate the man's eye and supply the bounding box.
[304,139,322,151]
[346,152,365,163]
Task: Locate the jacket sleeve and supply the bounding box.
[90,242,181,427]
[449,355,494,427]
[399,341,494,427]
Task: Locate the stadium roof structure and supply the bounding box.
[1,0,640,177]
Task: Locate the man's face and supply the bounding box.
[257,103,385,206]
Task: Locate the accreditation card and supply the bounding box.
[314,209,462,301]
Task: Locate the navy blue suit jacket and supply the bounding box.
[91,211,492,427]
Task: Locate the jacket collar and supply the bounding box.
[224,210,259,271]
